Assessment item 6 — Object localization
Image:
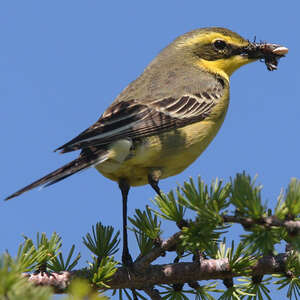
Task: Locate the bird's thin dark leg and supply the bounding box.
[118,179,133,266]
[148,170,162,197]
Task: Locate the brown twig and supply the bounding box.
[22,215,296,294]
[134,231,181,270]
[24,253,289,293]
[222,215,300,233]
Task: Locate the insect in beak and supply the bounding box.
[243,41,288,71]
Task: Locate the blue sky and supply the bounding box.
[0,1,298,298]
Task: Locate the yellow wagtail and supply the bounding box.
[5,27,288,264]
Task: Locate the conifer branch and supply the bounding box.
[23,253,288,293]
[222,215,300,233]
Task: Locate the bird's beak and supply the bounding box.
[240,42,288,71]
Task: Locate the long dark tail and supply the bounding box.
[5,151,108,201]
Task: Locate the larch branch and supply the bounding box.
[24,253,288,293]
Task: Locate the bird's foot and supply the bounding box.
[122,249,133,268]
[122,250,136,282]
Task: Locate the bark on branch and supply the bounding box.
[24,253,288,294]
[222,215,300,233]
[22,215,295,294]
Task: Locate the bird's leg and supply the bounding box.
[118,179,133,266]
[148,169,162,197]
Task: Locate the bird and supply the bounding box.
[5,27,288,265]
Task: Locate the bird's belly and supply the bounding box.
[96,119,222,186]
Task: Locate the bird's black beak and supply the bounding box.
[240,42,288,71]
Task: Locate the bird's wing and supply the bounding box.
[56,90,223,153]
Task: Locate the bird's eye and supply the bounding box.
[213,40,227,50]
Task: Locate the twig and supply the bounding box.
[134,231,181,270]
[24,253,288,293]
[222,215,300,233]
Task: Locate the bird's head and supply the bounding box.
[174,27,288,80]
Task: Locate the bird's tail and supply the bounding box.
[5,150,108,201]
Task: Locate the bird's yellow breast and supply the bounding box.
[96,93,229,186]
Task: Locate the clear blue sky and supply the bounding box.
[0,1,298,298]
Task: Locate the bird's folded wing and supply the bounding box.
[56,92,221,153]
